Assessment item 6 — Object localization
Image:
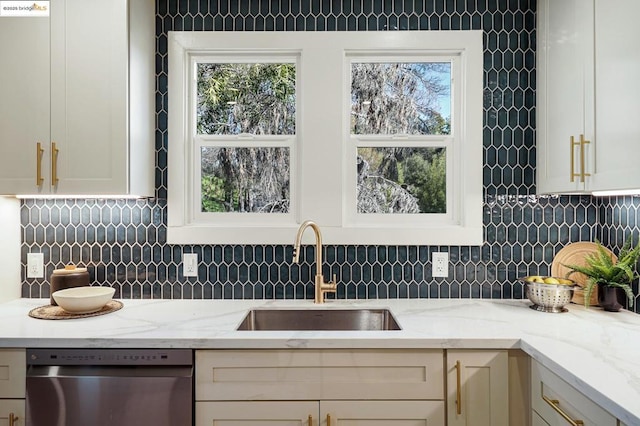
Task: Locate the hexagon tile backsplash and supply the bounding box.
[20,1,640,313]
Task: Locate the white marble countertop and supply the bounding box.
[1,298,639,424]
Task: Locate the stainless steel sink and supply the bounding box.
[236,308,401,331]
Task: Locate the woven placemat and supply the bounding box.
[28,300,124,320]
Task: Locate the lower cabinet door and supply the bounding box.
[0,350,26,398]
[196,400,445,426]
[0,400,25,426]
[196,401,318,425]
[321,400,445,426]
[447,350,509,426]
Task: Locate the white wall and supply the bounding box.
[0,197,20,301]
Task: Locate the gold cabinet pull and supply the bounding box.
[9,412,18,426]
[579,134,591,182]
[308,414,312,426]
[542,395,584,426]
[455,360,462,415]
[326,414,331,426]
[570,136,577,182]
[36,142,44,187]
[51,141,59,186]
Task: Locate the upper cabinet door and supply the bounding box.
[49,0,154,196]
[50,0,129,195]
[590,0,640,192]
[536,0,595,194]
[538,0,640,195]
[0,15,50,195]
[0,0,154,197]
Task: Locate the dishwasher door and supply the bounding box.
[26,349,193,426]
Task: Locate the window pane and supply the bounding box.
[351,63,451,135]
[357,147,446,214]
[197,63,296,135]
[201,147,290,213]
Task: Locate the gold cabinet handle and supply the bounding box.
[455,360,462,415]
[327,414,331,426]
[36,142,44,187]
[9,412,18,426]
[542,395,584,426]
[51,141,59,186]
[308,414,312,426]
[570,136,577,182]
[579,134,591,183]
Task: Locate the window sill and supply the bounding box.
[167,223,483,246]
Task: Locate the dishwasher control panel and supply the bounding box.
[27,348,193,366]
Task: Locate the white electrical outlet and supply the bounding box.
[183,253,198,277]
[27,253,44,278]
[432,252,449,278]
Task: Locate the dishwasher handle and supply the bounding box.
[27,365,193,378]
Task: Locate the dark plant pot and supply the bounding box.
[598,285,625,312]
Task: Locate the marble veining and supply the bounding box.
[1,298,639,424]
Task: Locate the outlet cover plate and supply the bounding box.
[432,252,448,278]
[183,253,198,277]
[27,253,44,278]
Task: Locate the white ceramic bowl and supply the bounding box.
[52,286,115,314]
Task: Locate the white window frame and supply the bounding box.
[345,53,460,226]
[191,54,299,226]
[168,31,483,245]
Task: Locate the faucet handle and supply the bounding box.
[325,274,338,292]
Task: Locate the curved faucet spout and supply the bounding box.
[293,220,323,268]
[292,220,337,304]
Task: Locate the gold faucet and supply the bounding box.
[292,220,337,304]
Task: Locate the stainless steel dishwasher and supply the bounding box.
[26,348,193,426]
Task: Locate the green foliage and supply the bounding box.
[200,147,290,213]
[201,175,225,212]
[404,150,446,213]
[356,147,446,214]
[197,62,295,135]
[563,238,640,308]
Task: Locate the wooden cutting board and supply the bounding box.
[551,242,617,306]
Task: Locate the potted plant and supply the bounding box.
[563,238,640,312]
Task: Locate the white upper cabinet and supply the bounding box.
[537,0,640,194]
[590,0,640,192]
[0,14,51,194]
[537,0,595,194]
[0,0,154,197]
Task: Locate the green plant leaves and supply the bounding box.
[562,238,639,309]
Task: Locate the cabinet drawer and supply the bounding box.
[196,401,317,425]
[532,409,550,426]
[322,400,445,425]
[196,349,444,401]
[0,350,25,399]
[0,399,25,425]
[196,400,445,426]
[531,360,616,426]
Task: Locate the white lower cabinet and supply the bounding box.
[532,409,550,426]
[321,400,445,425]
[0,349,26,426]
[446,350,509,426]
[195,349,445,425]
[196,400,444,425]
[0,400,25,426]
[196,401,317,425]
[531,360,616,426]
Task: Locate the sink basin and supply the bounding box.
[236,309,401,331]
